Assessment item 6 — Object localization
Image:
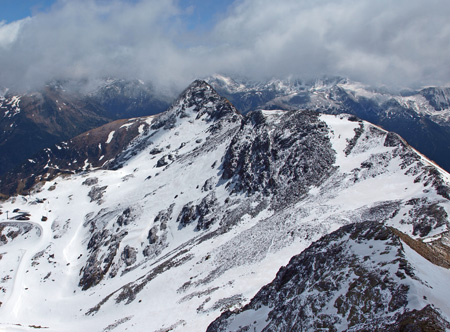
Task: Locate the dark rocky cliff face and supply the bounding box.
[419,87,450,111]
[222,110,335,205]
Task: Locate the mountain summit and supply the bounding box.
[0,80,449,331]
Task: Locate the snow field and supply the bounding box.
[1,103,450,331]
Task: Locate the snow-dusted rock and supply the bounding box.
[0,80,449,331]
[207,75,450,174]
[207,221,450,332]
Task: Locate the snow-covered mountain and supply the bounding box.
[207,75,450,174]
[86,78,171,119]
[0,80,449,331]
[0,79,172,177]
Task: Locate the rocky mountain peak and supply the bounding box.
[419,87,450,111]
[0,80,243,197]
[151,80,240,131]
[0,77,173,178]
[206,75,450,174]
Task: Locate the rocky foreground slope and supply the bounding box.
[208,221,450,331]
[0,81,449,331]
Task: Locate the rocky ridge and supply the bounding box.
[207,75,450,174]
[207,221,450,331]
[0,81,449,331]
[0,116,155,197]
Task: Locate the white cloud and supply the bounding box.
[210,0,450,87]
[0,18,30,49]
[0,0,186,91]
[1,0,450,91]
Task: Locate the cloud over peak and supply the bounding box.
[1,0,449,91]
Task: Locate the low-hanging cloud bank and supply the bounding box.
[1,0,449,92]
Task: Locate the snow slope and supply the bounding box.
[0,81,449,331]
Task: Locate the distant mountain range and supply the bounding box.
[0,78,172,177]
[0,80,449,331]
[2,74,450,180]
[206,75,450,174]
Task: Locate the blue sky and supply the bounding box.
[0,0,449,91]
[0,0,234,30]
[178,0,234,31]
[0,0,57,22]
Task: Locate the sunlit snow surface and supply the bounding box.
[0,103,449,331]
